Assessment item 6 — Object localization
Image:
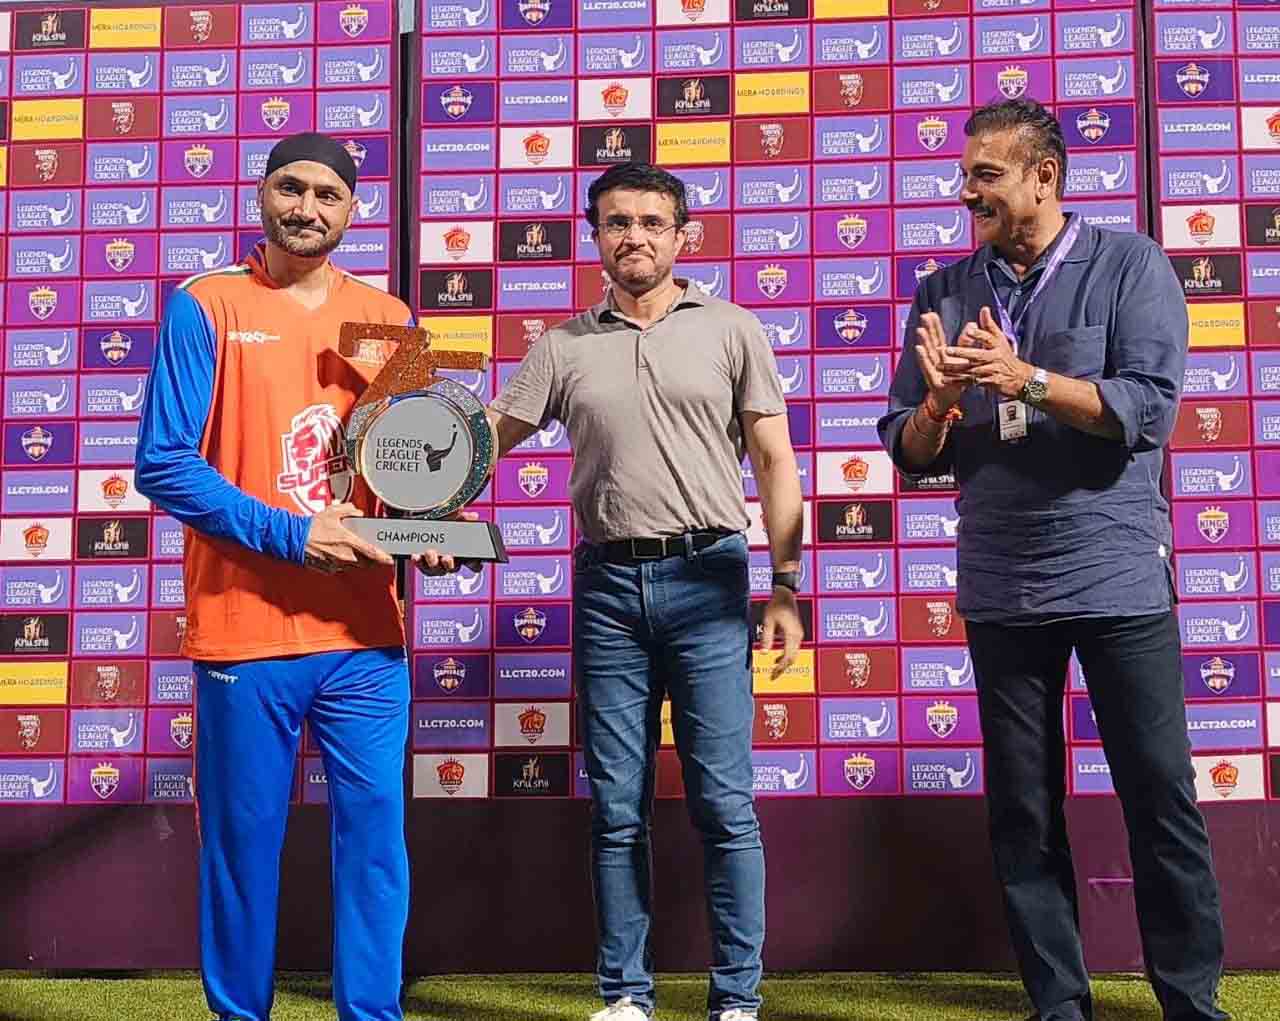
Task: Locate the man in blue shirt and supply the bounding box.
[879,99,1228,1021]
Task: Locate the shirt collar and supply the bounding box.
[594,278,704,326]
[971,211,1089,280]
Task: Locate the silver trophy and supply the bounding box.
[338,322,508,562]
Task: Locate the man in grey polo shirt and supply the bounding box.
[487,162,805,1021]
[880,99,1228,1021]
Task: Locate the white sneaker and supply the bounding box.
[718,1011,758,1021]
[589,997,650,1021]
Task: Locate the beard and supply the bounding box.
[262,214,343,259]
[607,249,669,294]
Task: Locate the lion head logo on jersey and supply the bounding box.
[275,404,353,515]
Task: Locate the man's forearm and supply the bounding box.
[1037,373,1124,441]
[756,454,803,572]
[899,403,950,471]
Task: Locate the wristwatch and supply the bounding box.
[772,570,800,593]
[1018,367,1049,407]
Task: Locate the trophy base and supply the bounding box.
[346,518,509,563]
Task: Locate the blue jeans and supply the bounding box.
[573,532,765,1019]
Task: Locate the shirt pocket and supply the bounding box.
[1035,325,1107,380]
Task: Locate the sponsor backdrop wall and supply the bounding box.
[1,0,1280,973]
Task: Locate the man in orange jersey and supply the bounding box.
[136,133,450,1021]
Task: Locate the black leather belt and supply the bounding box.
[595,529,733,563]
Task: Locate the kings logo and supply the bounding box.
[835,309,868,343]
[915,257,943,283]
[682,221,705,255]
[261,96,291,131]
[189,10,214,43]
[926,700,959,738]
[1210,759,1238,798]
[1199,655,1234,694]
[91,762,120,799]
[170,712,194,750]
[17,714,41,751]
[340,3,370,36]
[759,122,785,158]
[105,238,135,273]
[28,287,58,321]
[184,145,214,179]
[1197,505,1229,543]
[1196,406,1222,442]
[1076,107,1110,143]
[112,102,136,135]
[444,226,471,259]
[757,264,788,299]
[602,83,629,117]
[682,0,707,20]
[844,752,876,790]
[927,600,953,636]
[1176,62,1210,98]
[23,523,50,557]
[998,66,1028,100]
[34,148,59,183]
[840,73,864,108]
[523,130,551,164]
[101,330,132,364]
[518,705,547,743]
[518,0,552,24]
[518,462,549,497]
[762,703,789,740]
[837,214,868,250]
[515,607,547,642]
[917,116,948,152]
[844,651,871,688]
[841,455,869,491]
[101,474,129,509]
[22,426,54,461]
[1187,209,1215,245]
[437,757,466,795]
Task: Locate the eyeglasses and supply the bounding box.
[599,216,678,239]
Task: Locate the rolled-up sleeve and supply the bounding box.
[878,295,955,477]
[1094,243,1189,452]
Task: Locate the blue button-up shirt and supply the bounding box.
[878,215,1188,624]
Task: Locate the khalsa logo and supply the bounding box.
[275,404,353,514]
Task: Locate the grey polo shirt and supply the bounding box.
[878,215,1188,624]
[491,283,788,544]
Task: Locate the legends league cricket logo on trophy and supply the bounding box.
[337,322,509,562]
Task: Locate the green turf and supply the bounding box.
[0,972,1275,1020]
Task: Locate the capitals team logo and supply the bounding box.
[757,264,788,299]
[518,705,547,742]
[759,122,785,158]
[112,102,136,135]
[105,238,135,272]
[1187,209,1215,245]
[189,10,214,43]
[844,752,876,790]
[275,404,353,515]
[23,523,50,557]
[523,131,551,164]
[434,657,466,693]
[1076,108,1110,143]
[917,117,948,152]
[837,214,868,250]
[340,3,370,36]
[518,462,549,497]
[21,426,54,461]
[1210,760,1239,798]
[184,145,214,179]
[1199,655,1234,694]
[841,455,869,491]
[28,287,58,321]
[437,757,466,794]
[926,701,958,738]
[261,97,292,131]
[515,607,547,642]
[441,85,473,120]
[519,0,552,23]
[101,474,129,508]
[101,330,132,364]
[444,226,471,258]
[602,83,629,116]
[998,66,1028,99]
[844,651,871,688]
[1176,62,1210,98]
[91,762,120,800]
[834,309,867,343]
[170,713,194,750]
[1197,505,1229,543]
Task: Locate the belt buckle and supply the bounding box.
[629,537,665,560]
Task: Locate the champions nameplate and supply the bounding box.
[338,322,508,562]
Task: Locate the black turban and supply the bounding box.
[263,132,358,193]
